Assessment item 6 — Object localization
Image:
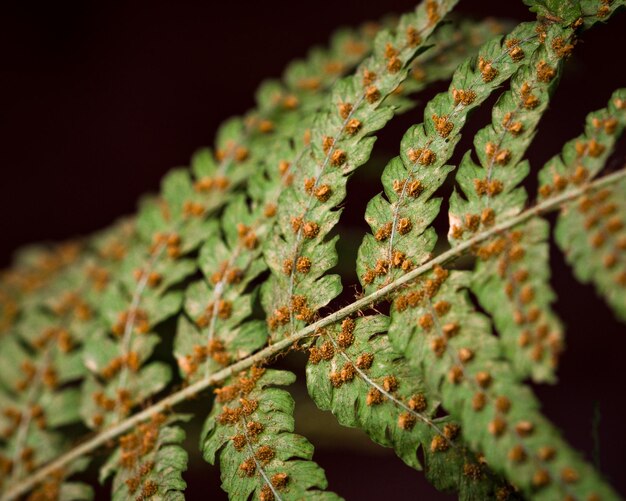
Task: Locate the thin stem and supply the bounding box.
[3,166,624,501]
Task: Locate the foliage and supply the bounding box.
[1,1,626,500]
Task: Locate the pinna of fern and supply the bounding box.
[539,88,626,320]
[201,367,340,500]
[1,0,626,500]
[100,413,189,501]
[447,21,574,383]
[306,315,517,499]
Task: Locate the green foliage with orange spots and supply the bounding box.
[540,89,626,320]
[1,0,626,500]
[201,368,340,501]
[101,414,188,501]
[306,315,515,500]
[555,176,626,319]
[260,0,460,343]
[448,22,573,383]
[389,270,619,500]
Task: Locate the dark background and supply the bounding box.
[1,0,626,499]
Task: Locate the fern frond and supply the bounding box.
[175,103,309,384]
[201,368,339,500]
[448,22,570,232]
[4,167,624,501]
[307,316,441,471]
[101,414,188,500]
[80,190,203,429]
[389,269,619,500]
[306,315,514,500]
[2,2,626,499]
[261,0,458,342]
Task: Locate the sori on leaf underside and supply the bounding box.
[1,0,625,500]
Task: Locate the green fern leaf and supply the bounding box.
[555,176,626,319]
[538,89,626,320]
[201,368,339,500]
[389,269,619,500]
[0,223,134,490]
[305,315,514,500]
[3,2,626,499]
[174,196,269,382]
[80,203,198,428]
[77,165,228,430]
[101,414,188,501]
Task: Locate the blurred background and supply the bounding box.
[1,0,626,498]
